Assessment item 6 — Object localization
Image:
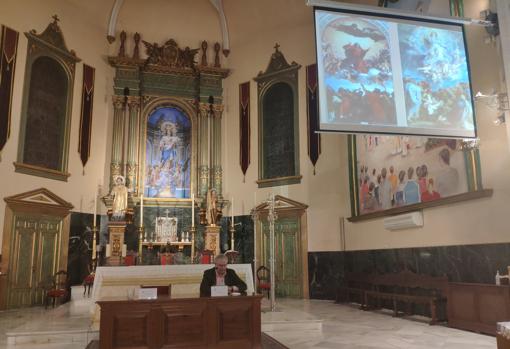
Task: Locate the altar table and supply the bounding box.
[91,264,254,318]
[97,294,263,349]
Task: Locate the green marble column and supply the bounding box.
[126,96,141,194]
[110,95,125,190]
[198,103,210,197]
[212,104,223,196]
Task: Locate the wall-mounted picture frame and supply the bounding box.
[348,134,488,221]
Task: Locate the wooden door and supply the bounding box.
[7,215,61,308]
[261,217,302,298]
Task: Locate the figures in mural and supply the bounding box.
[206,189,218,226]
[111,175,128,220]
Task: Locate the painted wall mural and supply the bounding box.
[144,107,191,199]
[352,135,474,216]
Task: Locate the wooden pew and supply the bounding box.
[338,270,448,325]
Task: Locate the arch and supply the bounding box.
[139,98,197,200]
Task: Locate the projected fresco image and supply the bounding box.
[320,15,397,126]
[315,8,476,138]
[144,107,191,199]
[399,24,473,131]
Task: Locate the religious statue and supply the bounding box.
[206,189,218,226]
[111,175,128,220]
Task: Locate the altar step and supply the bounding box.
[5,295,98,347]
[261,299,323,334]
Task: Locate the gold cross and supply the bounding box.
[52,15,60,23]
[274,43,280,51]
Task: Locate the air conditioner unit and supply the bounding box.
[383,211,423,231]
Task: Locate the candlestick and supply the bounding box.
[140,194,144,227]
[191,193,195,228]
[231,196,234,228]
[93,191,97,228]
[92,228,97,260]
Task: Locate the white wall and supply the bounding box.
[0,0,114,249]
[1,0,508,255]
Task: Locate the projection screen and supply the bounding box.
[314,7,476,138]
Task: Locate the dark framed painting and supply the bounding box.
[348,134,482,218]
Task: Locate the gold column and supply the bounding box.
[126,96,141,194]
[110,96,125,189]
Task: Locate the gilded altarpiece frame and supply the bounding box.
[14,17,80,181]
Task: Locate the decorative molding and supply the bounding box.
[209,0,230,57]
[255,43,300,81]
[13,162,70,182]
[107,0,124,43]
[4,187,74,212]
[348,189,493,222]
[256,175,302,188]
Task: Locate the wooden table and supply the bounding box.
[448,282,510,335]
[97,294,263,349]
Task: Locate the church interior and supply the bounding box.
[0,0,510,348]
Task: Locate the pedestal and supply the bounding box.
[204,225,221,257]
[108,222,126,266]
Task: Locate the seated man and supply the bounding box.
[200,254,247,297]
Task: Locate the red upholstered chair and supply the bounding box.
[44,270,69,308]
[200,250,213,264]
[160,253,173,265]
[257,266,271,299]
[124,255,135,266]
[83,272,95,297]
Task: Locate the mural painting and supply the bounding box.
[354,135,470,215]
[145,107,191,199]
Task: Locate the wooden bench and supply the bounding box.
[337,270,448,325]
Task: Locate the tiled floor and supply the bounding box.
[0,298,497,348]
[266,299,496,349]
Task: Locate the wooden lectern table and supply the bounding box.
[97,294,263,349]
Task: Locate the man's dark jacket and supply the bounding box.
[199,267,247,297]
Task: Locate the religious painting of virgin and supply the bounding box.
[349,135,481,217]
[144,107,191,199]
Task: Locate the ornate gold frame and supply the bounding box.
[138,96,198,205]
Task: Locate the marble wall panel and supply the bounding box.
[308,242,510,300]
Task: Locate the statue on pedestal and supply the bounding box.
[206,189,218,226]
[111,175,128,220]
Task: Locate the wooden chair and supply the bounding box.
[257,266,271,299]
[83,272,95,297]
[44,270,69,308]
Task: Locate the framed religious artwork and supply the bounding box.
[143,106,192,200]
[347,135,491,221]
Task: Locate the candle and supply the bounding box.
[140,194,144,227]
[191,193,195,227]
[106,244,111,258]
[122,244,127,257]
[231,196,234,227]
[93,191,97,228]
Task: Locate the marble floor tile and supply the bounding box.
[0,298,498,348]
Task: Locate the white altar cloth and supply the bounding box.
[91,264,254,307]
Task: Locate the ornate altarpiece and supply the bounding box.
[105,34,229,262]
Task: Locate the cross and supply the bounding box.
[274,43,280,52]
[164,208,170,218]
[52,15,60,24]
